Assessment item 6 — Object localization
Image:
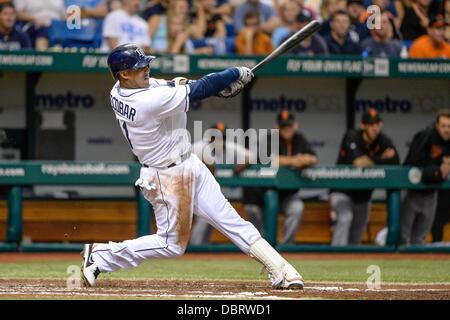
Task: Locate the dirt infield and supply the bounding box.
[1,252,450,263]
[1,279,449,300]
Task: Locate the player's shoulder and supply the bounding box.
[109,81,120,95]
[343,129,360,141]
[413,125,434,142]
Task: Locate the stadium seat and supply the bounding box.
[48,19,101,48]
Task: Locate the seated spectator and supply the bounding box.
[206,0,233,22]
[235,10,273,54]
[400,0,435,40]
[167,15,188,53]
[14,0,65,50]
[303,0,323,18]
[142,0,170,53]
[324,9,362,55]
[80,0,121,18]
[319,0,346,37]
[409,15,450,58]
[330,108,400,246]
[272,0,300,47]
[394,0,410,28]
[444,0,450,40]
[281,9,329,55]
[233,0,280,33]
[100,0,151,52]
[347,0,370,41]
[402,108,450,245]
[189,0,227,55]
[361,11,403,56]
[293,0,319,19]
[0,2,31,50]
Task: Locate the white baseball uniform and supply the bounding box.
[91,78,262,272]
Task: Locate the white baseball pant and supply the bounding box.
[91,154,262,272]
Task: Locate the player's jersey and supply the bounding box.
[109,78,191,168]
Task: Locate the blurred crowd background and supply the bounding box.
[0,0,449,58]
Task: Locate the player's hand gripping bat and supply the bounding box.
[251,20,321,73]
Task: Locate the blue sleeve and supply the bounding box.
[188,67,240,103]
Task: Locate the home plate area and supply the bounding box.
[1,279,449,300]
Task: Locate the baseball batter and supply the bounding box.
[81,43,304,290]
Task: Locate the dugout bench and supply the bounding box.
[0,161,449,253]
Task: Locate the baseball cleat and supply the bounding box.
[81,244,101,287]
[272,264,304,290]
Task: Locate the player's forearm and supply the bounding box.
[188,68,240,103]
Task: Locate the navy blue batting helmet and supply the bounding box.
[107,43,156,80]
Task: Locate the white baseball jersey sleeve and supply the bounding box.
[109,79,191,168]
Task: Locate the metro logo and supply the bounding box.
[355,96,411,113]
[35,91,94,109]
[250,96,306,111]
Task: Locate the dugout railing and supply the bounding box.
[0,161,449,253]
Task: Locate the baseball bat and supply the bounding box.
[251,20,321,73]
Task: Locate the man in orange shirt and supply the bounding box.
[409,15,450,58]
[235,11,273,55]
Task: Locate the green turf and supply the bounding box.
[0,258,449,283]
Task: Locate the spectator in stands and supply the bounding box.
[14,0,65,50]
[141,0,169,53]
[324,10,362,55]
[394,0,410,28]
[272,0,301,48]
[302,0,322,18]
[402,108,450,245]
[319,0,346,37]
[233,0,280,33]
[80,0,121,18]
[281,9,329,55]
[347,0,370,41]
[205,0,234,22]
[443,0,450,40]
[244,111,318,244]
[190,122,256,244]
[188,0,227,55]
[235,10,273,54]
[164,0,192,53]
[409,15,450,58]
[331,108,400,246]
[361,11,403,56]
[431,189,450,242]
[0,2,31,50]
[101,0,150,52]
[400,0,435,41]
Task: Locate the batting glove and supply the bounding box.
[218,80,244,98]
[236,67,254,85]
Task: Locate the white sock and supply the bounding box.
[249,238,287,285]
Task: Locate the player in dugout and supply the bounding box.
[330,108,400,246]
[246,110,318,244]
[190,121,257,245]
[402,108,450,245]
